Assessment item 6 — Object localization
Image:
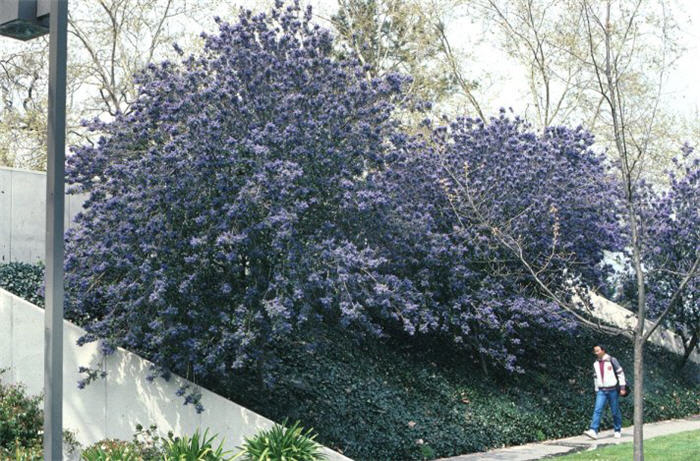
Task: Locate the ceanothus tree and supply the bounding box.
[64,0,415,408]
[64,1,627,407]
[637,146,699,368]
[356,112,625,373]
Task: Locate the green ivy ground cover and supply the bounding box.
[211,327,700,460]
[2,262,698,460]
[0,262,44,307]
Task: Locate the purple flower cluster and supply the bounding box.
[639,146,698,352]
[63,1,627,400]
[360,112,624,370]
[64,1,409,402]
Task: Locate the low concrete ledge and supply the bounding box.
[0,288,351,460]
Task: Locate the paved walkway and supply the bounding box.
[437,415,700,460]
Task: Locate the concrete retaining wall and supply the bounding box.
[0,166,87,264]
[589,292,700,365]
[0,288,350,460]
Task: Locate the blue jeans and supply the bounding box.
[590,389,622,432]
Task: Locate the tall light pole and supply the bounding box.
[0,1,68,459]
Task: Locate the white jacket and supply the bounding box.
[593,354,626,391]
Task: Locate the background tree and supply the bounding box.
[580,2,698,457]
[330,0,485,120]
[469,0,690,184]
[0,0,240,170]
[66,0,220,119]
[0,41,48,170]
[469,0,592,129]
[438,3,699,458]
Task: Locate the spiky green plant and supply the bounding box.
[162,428,233,461]
[237,420,325,461]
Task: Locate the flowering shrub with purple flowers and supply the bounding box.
[636,146,699,365]
[359,113,625,371]
[64,1,412,406]
[64,0,624,405]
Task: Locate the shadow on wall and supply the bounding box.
[0,288,350,459]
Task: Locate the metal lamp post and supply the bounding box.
[0,0,68,459]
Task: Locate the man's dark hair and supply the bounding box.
[593,344,606,351]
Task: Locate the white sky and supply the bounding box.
[667,0,700,117]
[2,0,698,124]
[298,0,700,121]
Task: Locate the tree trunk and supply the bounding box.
[633,335,645,461]
[479,353,489,377]
[630,211,646,461]
[679,330,698,370]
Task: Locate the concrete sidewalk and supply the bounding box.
[437,415,700,460]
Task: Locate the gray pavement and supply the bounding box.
[437,414,700,460]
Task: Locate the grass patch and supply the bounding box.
[554,429,700,460]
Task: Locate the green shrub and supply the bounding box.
[162,428,233,461]
[0,371,82,459]
[0,373,43,455]
[130,423,168,460]
[238,420,325,461]
[3,444,44,460]
[0,262,44,306]
[81,439,142,461]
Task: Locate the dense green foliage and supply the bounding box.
[0,371,80,459]
[0,262,44,307]
[210,327,699,460]
[0,373,43,458]
[556,429,700,460]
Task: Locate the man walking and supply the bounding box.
[583,345,627,440]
